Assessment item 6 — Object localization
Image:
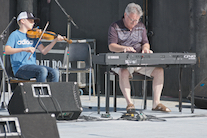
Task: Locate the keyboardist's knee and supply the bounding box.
[118,68,130,79]
[151,67,164,78]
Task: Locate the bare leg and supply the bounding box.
[151,67,164,108]
[118,68,133,105]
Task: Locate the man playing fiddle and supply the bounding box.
[5,11,64,82]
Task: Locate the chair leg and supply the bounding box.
[0,76,9,108]
[104,72,107,100]
[0,80,7,109]
[89,69,92,100]
[59,70,62,82]
[143,80,147,109]
[92,69,96,96]
[111,74,116,112]
[0,79,3,96]
[131,81,136,98]
[104,73,117,112]
[7,82,12,101]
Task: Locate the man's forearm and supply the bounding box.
[109,43,136,53]
[109,43,126,52]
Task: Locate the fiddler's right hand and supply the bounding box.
[25,47,36,54]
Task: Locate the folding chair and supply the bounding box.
[2,55,36,101]
[58,43,95,99]
[106,71,153,112]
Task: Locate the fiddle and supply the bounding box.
[27,28,72,44]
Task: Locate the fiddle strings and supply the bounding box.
[28,21,50,60]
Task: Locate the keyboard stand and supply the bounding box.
[97,64,195,114]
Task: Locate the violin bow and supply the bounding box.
[28,21,50,60]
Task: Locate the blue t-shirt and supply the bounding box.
[5,30,41,75]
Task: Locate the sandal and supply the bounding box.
[152,103,171,112]
[126,103,135,113]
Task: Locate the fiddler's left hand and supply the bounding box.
[56,34,64,41]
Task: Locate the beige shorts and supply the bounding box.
[111,67,155,78]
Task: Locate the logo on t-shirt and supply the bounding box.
[17,39,33,45]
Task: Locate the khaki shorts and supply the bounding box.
[111,67,155,78]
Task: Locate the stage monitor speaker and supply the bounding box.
[8,82,82,120]
[0,114,59,138]
[188,77,207,109]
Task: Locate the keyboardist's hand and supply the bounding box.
[124,47,136,53]
[142,49,153,53]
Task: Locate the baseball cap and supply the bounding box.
[17,11,40,22]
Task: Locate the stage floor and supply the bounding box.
[1,94,207,138]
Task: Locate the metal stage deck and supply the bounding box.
[0,94,207,138]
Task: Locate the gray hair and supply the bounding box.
[125,3,143,17]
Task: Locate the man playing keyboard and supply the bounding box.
[108,3,171,112]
